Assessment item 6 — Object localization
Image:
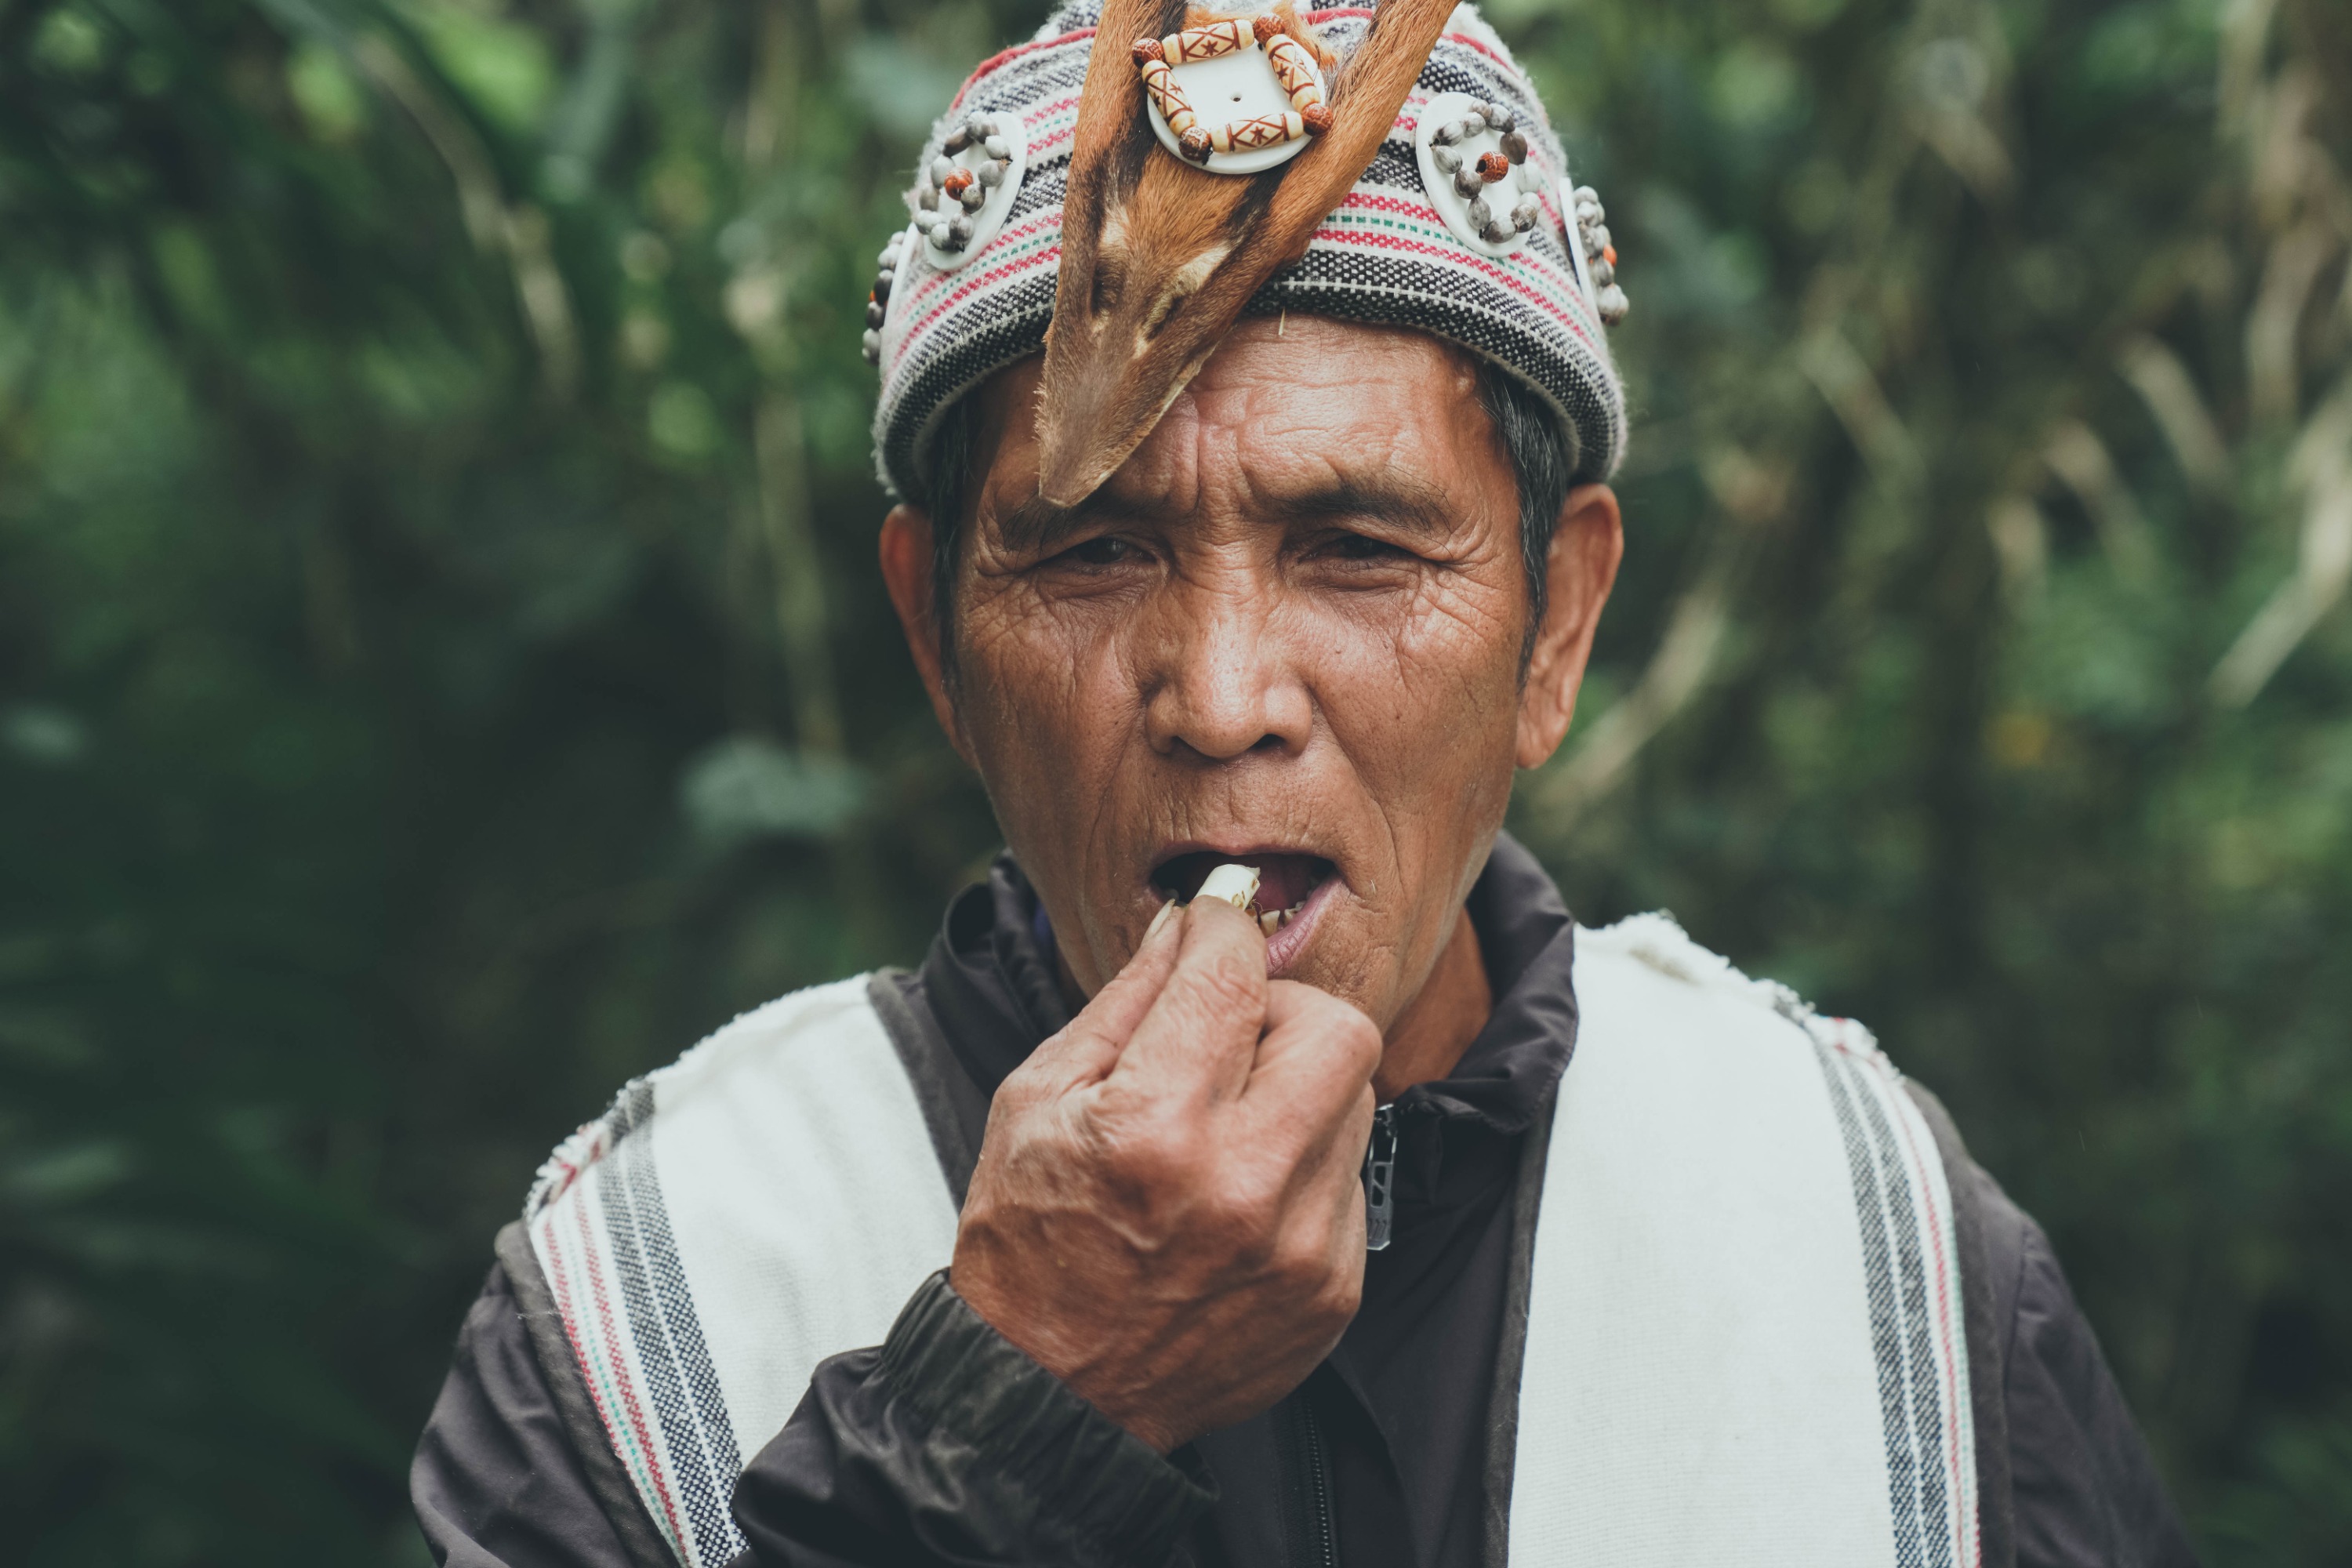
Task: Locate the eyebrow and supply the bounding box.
[993,494,1086,555]
[1274,474,1460,539]
[989,470,1461,555]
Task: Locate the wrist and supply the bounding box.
[947,1260,1188,1454]
[877,1272,1214,1557]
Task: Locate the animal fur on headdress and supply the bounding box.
[1034,0,1461,507]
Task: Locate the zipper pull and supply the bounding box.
[1363,1103,1397,1253]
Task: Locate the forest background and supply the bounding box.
[2,0,2348,1560]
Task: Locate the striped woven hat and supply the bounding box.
[866,0,1628,502]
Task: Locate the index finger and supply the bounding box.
[1109,896,1269,1106]
[1017,897,1185,1089]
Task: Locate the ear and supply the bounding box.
[878,505,974,764]
[1515,483,1624,770]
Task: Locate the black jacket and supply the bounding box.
[412,839,2196,1568]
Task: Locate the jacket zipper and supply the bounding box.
[1296,1396,1337,1568]
[1363,1102,1398,1252]
[1288,1106,1388,1567]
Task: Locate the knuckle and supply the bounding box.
[1271,985,1380,1065]
[987,1076,1046,1121]
[1270,1237,1356,1324]
[1312,1268,1363,1326]
[1298,996,1381,1072]
[1269,1234,1326,1292]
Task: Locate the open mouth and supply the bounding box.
[1151,850,1337,938]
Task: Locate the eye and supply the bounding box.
[1062,535,1137,566]
[1323,532,1404,561]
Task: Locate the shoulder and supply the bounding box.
[524,973,897,1222]
[1572,910,1907,1088]
[1566,915,2204,1561]
[1570,913,1969,1270]
[510,972,965,1553]
[1530,917,1987,1566]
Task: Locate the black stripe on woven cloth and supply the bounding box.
[1842,1049,1961,1561]
[1812,1039,1935,1568]
[600,1083,750,1567]
[893,255,1061,374]
[626,1106,750,1565]
[998,158,1072,223]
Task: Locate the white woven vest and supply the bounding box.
[524,915,1977,1568]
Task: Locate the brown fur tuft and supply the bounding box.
[1033,0,1458,506]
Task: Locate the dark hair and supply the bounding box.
[1475,362,1577,657]
[920,359,1577,671]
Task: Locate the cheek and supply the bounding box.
[952,583,1139,858]
[1314,575,1524,813]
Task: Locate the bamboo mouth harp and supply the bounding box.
[1195,862,1261,911]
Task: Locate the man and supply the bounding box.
[412,3,2195,1565]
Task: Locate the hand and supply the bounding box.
[949,896,1383,1453]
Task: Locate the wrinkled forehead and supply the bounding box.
[964,317,1499,520]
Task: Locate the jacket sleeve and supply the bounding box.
[410,1261,653,1568]
[1909,1081,2199,1568]
[1957,1152,2211,1568]
[413,1260,1210,1568]
[1968,1173,2200,1568]
[730,1270,1216,1568]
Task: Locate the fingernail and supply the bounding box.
[1145,897,1178,942]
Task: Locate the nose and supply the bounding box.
[1139,573,1312,763]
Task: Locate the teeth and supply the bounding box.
[1259,909,1280,937]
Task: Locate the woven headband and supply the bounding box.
[864,0,1628,504]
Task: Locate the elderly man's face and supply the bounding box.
[881,318,1619,1029]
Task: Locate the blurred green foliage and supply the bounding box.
[0,0,2345,1561]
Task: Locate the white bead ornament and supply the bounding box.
[1567,183,1629,325]
[916,110,1027,274]
[1414,92,1540,258]
[860,221,924,367]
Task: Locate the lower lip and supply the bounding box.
[1264,874,1342,976]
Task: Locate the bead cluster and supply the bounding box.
[1426,100,1540,243]
[861,229,909,365]
[1570,184,1629,325]
[1160,16,1252,63]
[913,114,1016,255]
[1134,13,1330,165]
